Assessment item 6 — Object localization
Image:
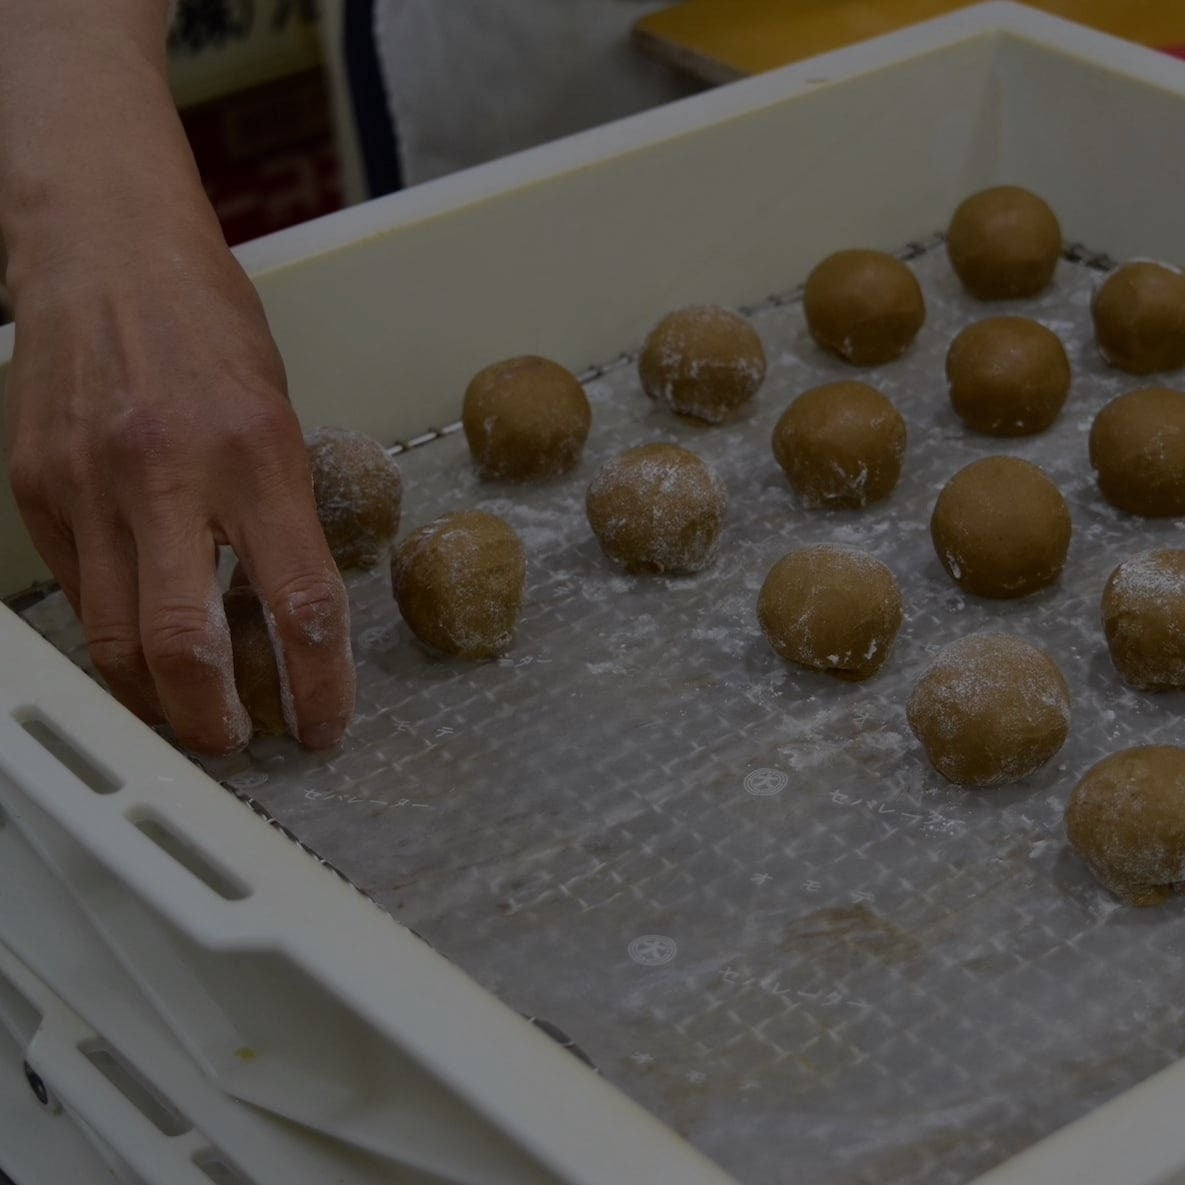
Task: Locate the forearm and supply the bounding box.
[0,0,218,299]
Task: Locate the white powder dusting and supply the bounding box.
[907,633,1071,787]
[260,598,299,739]
[587,444,727,574]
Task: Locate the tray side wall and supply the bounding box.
[993,32,1185,258]
[254,34,998,439]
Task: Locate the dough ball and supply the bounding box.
[771,381,907,508]
[803,250,925,365]
[1091,261,1185,375]
[638,305,766,424]
[392,510,526,658]
[586,443,726,574]
[1101,550,1185,690]
[307,427,403,570]
[1065,746,1185,906]
[945,316,1070,436]
[224,586,285,737]
[930,456,1071,598]
[462,355,591,481]
[946,186,1061,300]
[1089,388,1185,516]
[907,634,1070,787]
[757,545,902,681]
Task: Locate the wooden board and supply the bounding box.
[634,0,1185,82]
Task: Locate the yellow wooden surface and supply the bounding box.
[634,0,1185,82]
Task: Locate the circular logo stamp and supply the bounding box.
[225,771,268,792]
[744,767,788,797]
[628,934,678,966]
[358,624,397,653]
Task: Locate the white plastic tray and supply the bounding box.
[3,5,1185,1183]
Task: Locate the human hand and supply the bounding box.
[5,221,355,754]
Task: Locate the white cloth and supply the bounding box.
[372,0,699,186]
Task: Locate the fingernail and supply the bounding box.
[301,718,348,751]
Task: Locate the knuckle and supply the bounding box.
[10,443,79,506]
[7,455,43,505]
[222,396,301,459]
[104,407,180,470]
[215,399,308,499]
[143,605,227,677]
[11,433,101,511]
[8,459,77,552]
[88,630,145,680]
[268,572,348,649]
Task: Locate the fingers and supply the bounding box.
[263,563,354,751]
[231,486,354,753]
[134,522,252,756]
[9,488,159,724]
[73,516,162,725]
[12,362,351,754]
[8,466,82,610]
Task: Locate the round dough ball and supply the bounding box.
[757,545,902,681]
[946,186,1061,300]
[462,355,591,481]
[1065,746,1185,906]
[1089,388,1185,516]
[586,443,726,574]
[803,250,925,365]
[224,586,285,737]
[771,381,907,508]
[945,316,1071,435]
[1091,261,1185,375]
[307,427,403,570]
[930,456,1071,598]
[1101,550,1185,690]
[907,634,1070,787]
[638,305,766,424]
[392,510,526,658]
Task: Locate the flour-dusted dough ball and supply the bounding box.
[1066,746,1185,906]
[946,186,1061,300]
[945,316,1071,435]
[930,456,1071,599]
[462,355,591,481]
[771,381,907,508]
[1091,261,1185,375]
[224,586,286,737]
[586,443,726,574]
[638,305,766,424]
[803,250,925,365]
[392,510,526,658]
[307,427,403,570]
[1102,550,1185,690]
[1089,388,1185,516]
[757,545,902,681]
[907,634,1071,787]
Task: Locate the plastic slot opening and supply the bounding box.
[130,815,251,902]
[81,1042,191,1137]
[16,713,122,795]
[0,968,42,1049]
[194,1153,255,1185]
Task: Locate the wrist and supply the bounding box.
[0,3,219,301]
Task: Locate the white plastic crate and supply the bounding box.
[2,5,1185,1183]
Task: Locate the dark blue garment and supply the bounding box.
[343,0,403,196]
